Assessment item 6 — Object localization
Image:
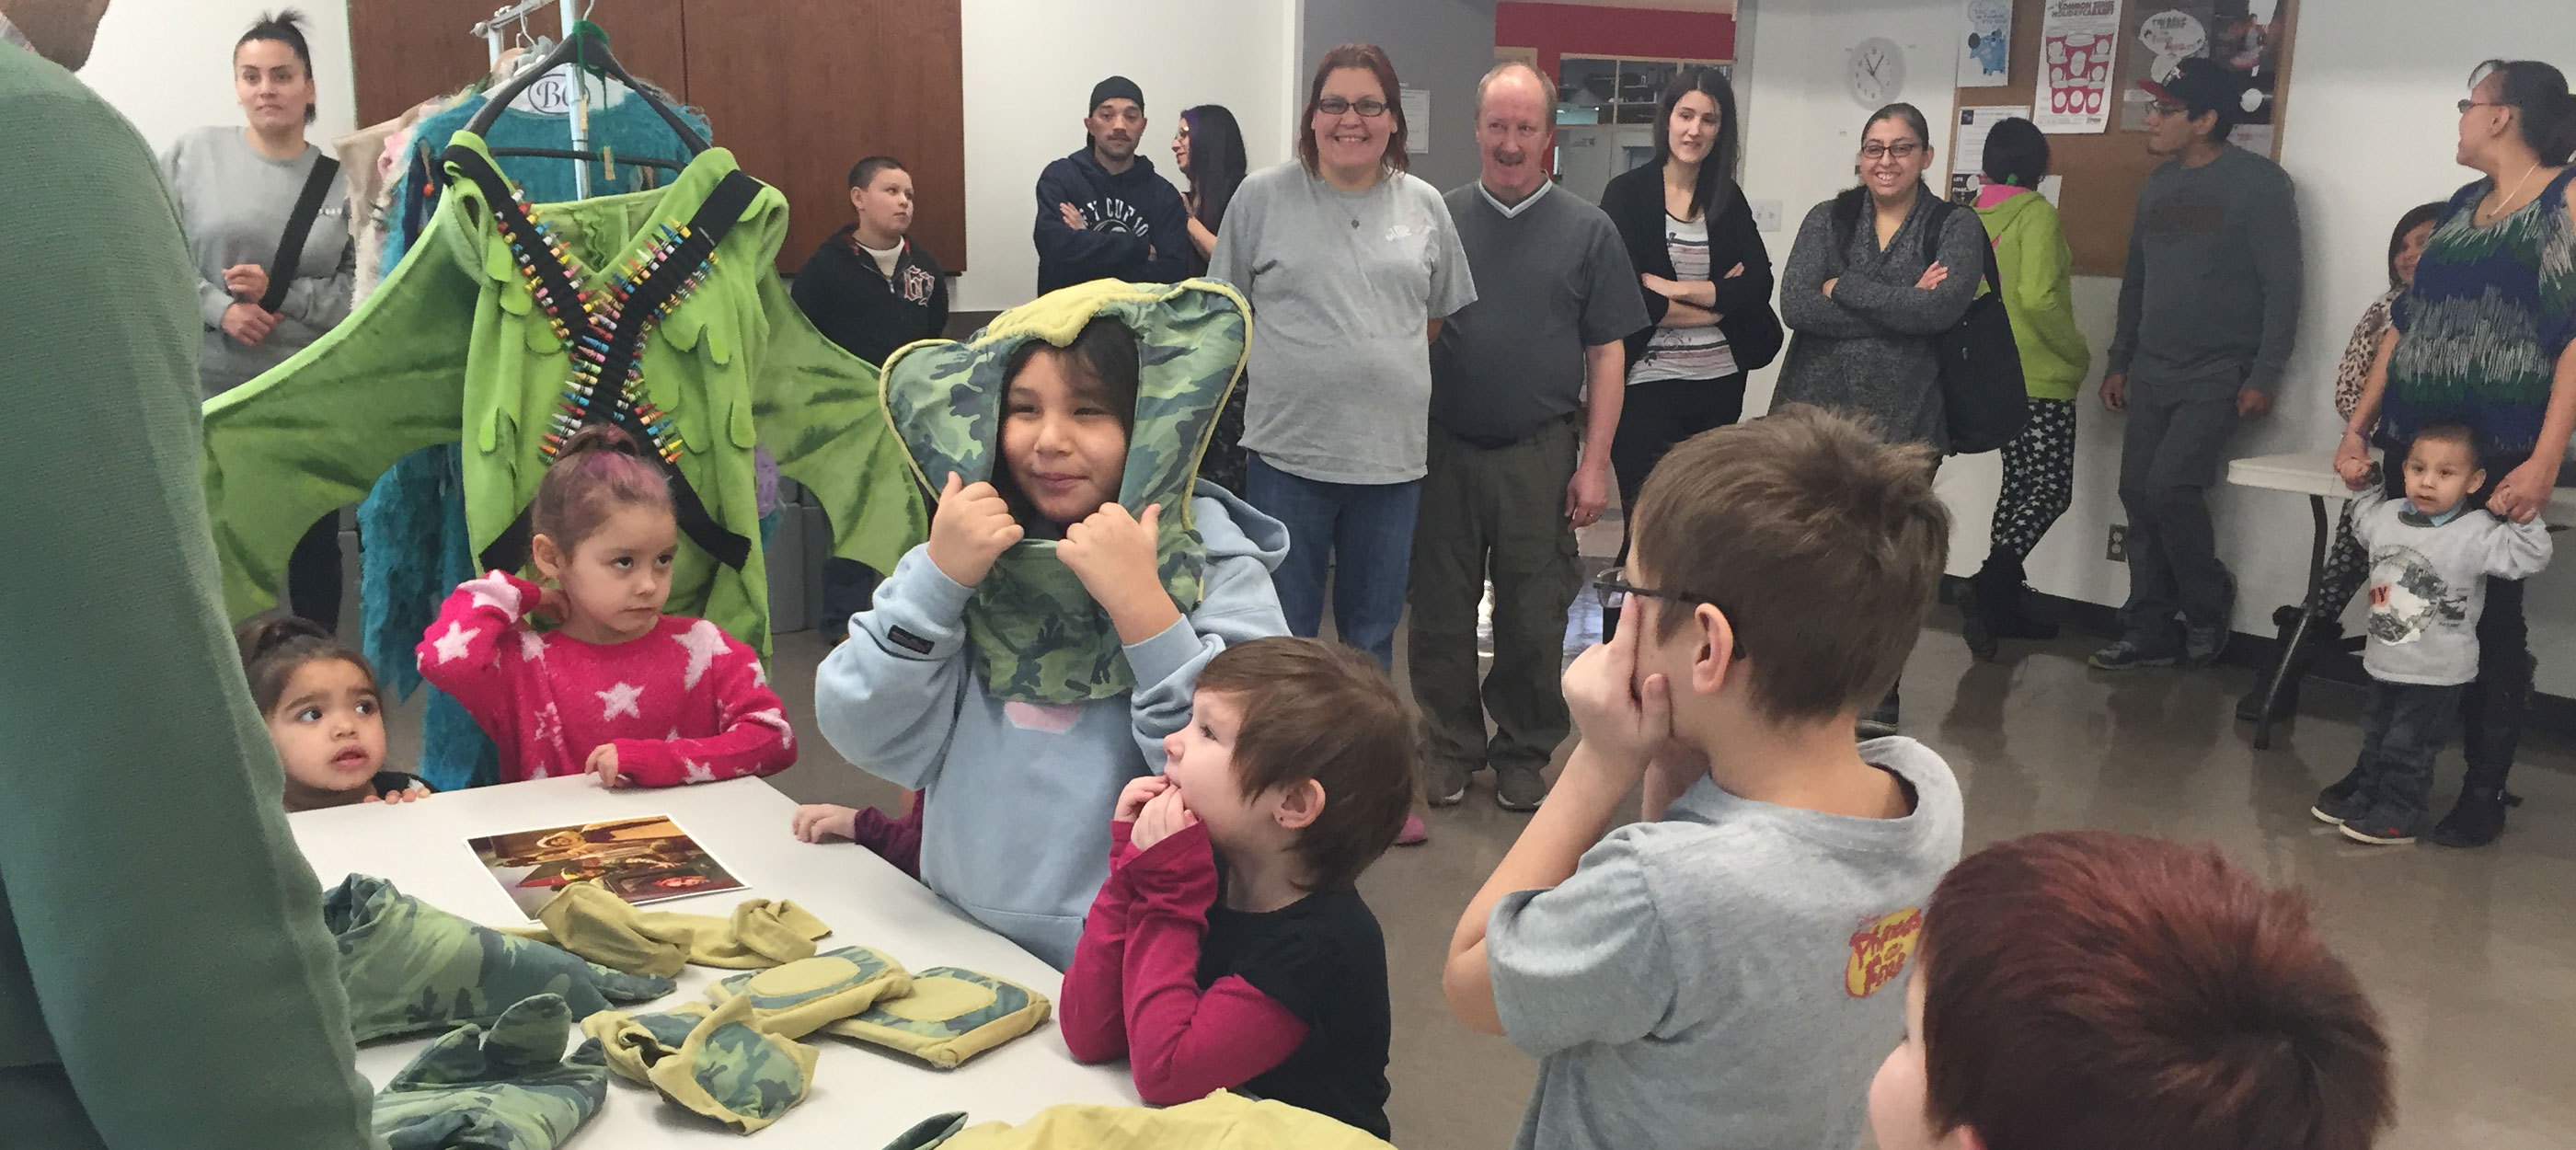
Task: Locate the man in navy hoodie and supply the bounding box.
[1034,75,1191,294]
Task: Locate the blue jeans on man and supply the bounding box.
[1247,453,1420,671]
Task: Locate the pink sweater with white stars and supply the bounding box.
[417,571,798,787]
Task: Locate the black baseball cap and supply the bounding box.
[2139,56,2238,123]
[1089,75,1144,112]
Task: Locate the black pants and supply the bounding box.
[288,512,344,633]
[1611,374,1747,559]
[2117,386,2242,639]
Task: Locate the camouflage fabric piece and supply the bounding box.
[504,882,834,977]
[880,279,1250,703]
[818,965,1052,1069]
[703,944,913,1039]
[325,873,673,1041]
[373,994,610,1150]
[586,995,820,1133]
[890,1091,1397,1150]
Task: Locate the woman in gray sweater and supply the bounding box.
[163,10,354,629]
[1776,103,1986,453]
[1776,103,1985,736]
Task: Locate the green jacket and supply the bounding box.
[0,43,376,1149]
[1975,189,2090,400]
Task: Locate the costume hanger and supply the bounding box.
[467,19,708,155]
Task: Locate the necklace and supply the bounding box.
[2477,163,2545,224]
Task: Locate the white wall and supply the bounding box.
[71,0,1296,316]
[81,0,360,153]
[954,0,1300,311]
[1736,1,2576,691]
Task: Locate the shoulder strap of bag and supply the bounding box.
[260,155,342,313]
[1918,193,2003,297]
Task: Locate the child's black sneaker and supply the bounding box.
[2339,808,2421,845]
[2309,768,2370,825]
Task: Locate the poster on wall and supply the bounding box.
[1949,106,2034,202]
[1961,0,2013,87]
[1401,87,1432,154]
[2036,0,2123,133]
[2117,0,2288,153]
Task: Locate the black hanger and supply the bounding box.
[466,19,708,153]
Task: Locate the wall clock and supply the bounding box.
[1849,37,1906,107]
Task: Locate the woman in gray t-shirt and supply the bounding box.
[162,12,355,629]
[1207,43,1476,696]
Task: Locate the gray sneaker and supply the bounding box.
[2184,622,2232,665]
[1495,765,1548,812]
[2089,636,2182,670]
[1428,759,1473,807]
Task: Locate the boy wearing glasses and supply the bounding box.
[1441,405,1963,1150]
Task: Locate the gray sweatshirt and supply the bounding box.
[2107,145,2303,397]
[1776,190,1989,451]
[160,125,354,397]
[2348,487,2551,685]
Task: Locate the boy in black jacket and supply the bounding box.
[793,155,949,366]
[1034,75,1191,294]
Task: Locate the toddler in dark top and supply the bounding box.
[1059,637,1415,1138]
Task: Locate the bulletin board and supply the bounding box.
[1947,0,2299,277]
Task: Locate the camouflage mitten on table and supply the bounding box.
[882,1092,1397,1150]
[819,966,1052,1069]
[325,874,674,1041]
[580,947,912,1133]
[374,994,610,1150]
[507,881,834,977]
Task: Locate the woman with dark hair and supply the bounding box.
[163,9,356,631]
[2238,201,2445,721]
[1777,102,1985,736]
[1175,103,1255,495]
[1959,118,2085,659]
[1596,67,1776,548]
[2334,58,2576,846]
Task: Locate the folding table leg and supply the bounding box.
[2253,495,2329,750]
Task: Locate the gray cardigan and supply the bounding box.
[1774,190,1987,450]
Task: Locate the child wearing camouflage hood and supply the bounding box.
[811,286,1289,968]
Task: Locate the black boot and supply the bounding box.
[1981,556,2059,641]
[1960,568,1998,662]
[2430,787,2523,847]
[2236,605,2339,723]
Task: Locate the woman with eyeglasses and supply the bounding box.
[1776,102,1986,736]
[1207,43,1475,845]
[2333,59,2576,847]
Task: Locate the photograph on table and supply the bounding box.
[469,815,745,916]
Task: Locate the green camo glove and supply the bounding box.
[704,945,912,1038]
[373,994,609,1150]
[326,874,674,1041]
[583,996,819,1133]
[507,883,834,977]
[819,967,1051,1069]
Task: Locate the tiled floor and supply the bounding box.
[388,601,2576,1149]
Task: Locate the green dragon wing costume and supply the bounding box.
[879,278,1249,703]
[201,132,925,655]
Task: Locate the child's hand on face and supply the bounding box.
[586,743,626,788]
[1562,619,1672,778]
[1114,775,1174,823]
[1129,787,1199,852]
[1057,501,1163,614]
[791,803,861,843]
[926,472,1025,588]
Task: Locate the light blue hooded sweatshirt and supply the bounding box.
[813,481,1288,967]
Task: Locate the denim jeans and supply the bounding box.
[1247,453,1421,671]
[2353,679,2467,831]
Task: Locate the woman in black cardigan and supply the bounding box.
[1597,68,1780,546]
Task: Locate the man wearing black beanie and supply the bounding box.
[1034,75,1191,293]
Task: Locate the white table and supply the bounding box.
[290,775,1139,1145]
[2225,451,2576,749]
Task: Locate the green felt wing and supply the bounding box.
[755,270,929,577]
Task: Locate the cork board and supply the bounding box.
[1948,0,2300,277]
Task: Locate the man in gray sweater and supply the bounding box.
[2092,58,2303,670]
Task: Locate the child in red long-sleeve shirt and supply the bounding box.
[1058,638,1414,1139]
[417,425,797,788]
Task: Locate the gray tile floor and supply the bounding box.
[387,598,2576,1149]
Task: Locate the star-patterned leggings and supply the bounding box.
[1989,398,2077,562]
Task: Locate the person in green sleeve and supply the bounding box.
[0,4,379,1147]
[1961,118,2090,661]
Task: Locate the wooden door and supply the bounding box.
[674,0,966,271]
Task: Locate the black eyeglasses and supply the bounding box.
[1591,567,1744,653]
[1858,141,1923,160]
[1317,97,1391,118]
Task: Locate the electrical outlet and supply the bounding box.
[2107,524,2127,562]
[1750,199,1784,232]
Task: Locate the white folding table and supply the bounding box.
[290,775,1139,1145]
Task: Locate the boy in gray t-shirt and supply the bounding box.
[1442,406,1964,1150]
[2320,425,2550,845]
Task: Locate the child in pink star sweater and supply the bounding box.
[418,427,797,787]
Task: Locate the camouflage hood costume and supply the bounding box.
[880,279,1250,704]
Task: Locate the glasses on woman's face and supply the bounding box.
[1317,97,1391,119]
[1859,141,1923,161]
[2458,98,2514,115]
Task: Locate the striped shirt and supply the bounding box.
[1629,213,1739,385]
